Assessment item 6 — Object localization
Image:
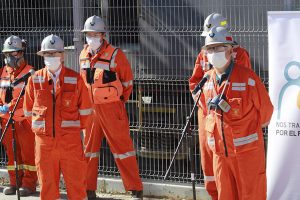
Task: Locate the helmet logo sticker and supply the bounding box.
[206,24,212,28]
[50,39,55,45]
[90,21,95,26]
[209,32,215,38]
[8,41,12,45]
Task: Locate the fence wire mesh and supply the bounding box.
[0,0,299,185]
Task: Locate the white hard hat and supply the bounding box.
[82,15,106,33]
[201,13,229,37]
[2,35,24,53]
[37,34,64,56]
[204,26,234,48]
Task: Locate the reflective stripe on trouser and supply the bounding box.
[85,101,143,191]
[197,109,218,200]
[213,147,266,200]
[1,120,37,191]
[35,133,87,200]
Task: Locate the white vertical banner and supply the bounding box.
[267,11,300,200]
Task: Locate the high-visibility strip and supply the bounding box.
[207,137,215,146]
[232,82,246,87]
[7,165,23,171]
[220,20,227,26]
[122,80,133,88]
[204,82,214,90]
[64,77,77,84]
[110,49,119,68]
[204,175,215,182]
[61,120,80,127]
[85,152,100,158]
[248,78,256,86]
[24,110,32,117]
[0,81,10,88]
[21,164,37,171]
[14,83,25,88]
[32,120,45,128]
[79,108,92,115]
[234,133,258,147]
[232,86,246,91]
[33,76,45,83]
[113,151,136,160]
[94,62,110,70]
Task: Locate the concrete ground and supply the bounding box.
[0,185,166,200]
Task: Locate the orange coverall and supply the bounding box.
[23,66,92,200]
[199,62,273,200]
[188,45,251,200]
[80,40,143,192]
[0,64,37,192]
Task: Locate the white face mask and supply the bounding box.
[44,57,61,71]
[207,51,229,69]
[86,36,103,51]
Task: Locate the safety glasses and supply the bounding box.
[206,45,231,54]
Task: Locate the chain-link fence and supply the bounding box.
[1,0,299,185]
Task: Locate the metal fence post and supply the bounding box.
[72,0,84,72]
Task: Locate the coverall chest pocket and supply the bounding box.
[61,92,79,121]
[93,86,120,104]
[32,106,47,135]
[35,89,52,107]
[228,98,243,119]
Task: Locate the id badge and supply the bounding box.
[218,99,231,112]
[205,114,216,133]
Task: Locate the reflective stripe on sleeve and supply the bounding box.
[233,133,258,147]
[204,175,215,182]
[79,108,93,116]
[33,76,45,83]
[85,152,100,159]
[32,120,45,128]
[94,62,110,70]
[113,151,136,160]
[24,110,32,117]
[61,120,80,127]
[64,77,77,84]
[21,164,37,171]
[122,80,133,88]
[14,83,25,88]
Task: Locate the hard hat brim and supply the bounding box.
[81,29,106,33]
[2,48,23,53]
[37,49,64,56]
[203,42,233,49]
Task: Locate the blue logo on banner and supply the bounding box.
[277,61,300,119]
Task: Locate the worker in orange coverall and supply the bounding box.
[198,26,273,200]
[80,15,143,200]
[23,34,92,200]
[188,13,251,200]
[0,35,37,196]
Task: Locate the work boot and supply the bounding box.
[131,190,143,200]
[87,190,97,200]
[19,187,35,196]
[3,186,16,195]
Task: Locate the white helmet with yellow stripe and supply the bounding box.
[201,13,228,37]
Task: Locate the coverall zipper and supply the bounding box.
[52,84,56,138]
[221,111,228,157]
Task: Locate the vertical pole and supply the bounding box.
[101,0,109,42]
[72,0,84,72]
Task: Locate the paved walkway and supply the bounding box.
[0,186,167,200]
